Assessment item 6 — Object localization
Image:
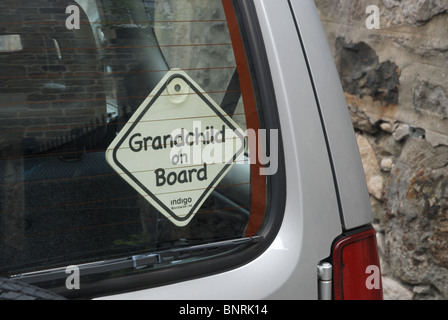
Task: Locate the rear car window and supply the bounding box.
[0,0,279,296]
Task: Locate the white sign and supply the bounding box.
[106,70,245,227]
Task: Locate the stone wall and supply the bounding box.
[315,0,448,299]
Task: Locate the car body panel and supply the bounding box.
[289,0,373,230]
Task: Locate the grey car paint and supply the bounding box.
[289,0,373,230]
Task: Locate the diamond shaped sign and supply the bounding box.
[106,70,245,227]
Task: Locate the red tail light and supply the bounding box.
[332,227,383,300]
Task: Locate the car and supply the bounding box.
[0,0,382,300]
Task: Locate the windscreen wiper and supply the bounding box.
[10,236,263,285]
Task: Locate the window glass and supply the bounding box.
[0,0,270,288]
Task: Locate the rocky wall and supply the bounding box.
[315,0,448,299]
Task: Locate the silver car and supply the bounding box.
[0,0,382,301]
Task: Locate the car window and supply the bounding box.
[0,0,280,296]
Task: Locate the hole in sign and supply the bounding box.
[167,76,190,104]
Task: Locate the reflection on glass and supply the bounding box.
[0,34,23,52]
[0,0,252,283]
